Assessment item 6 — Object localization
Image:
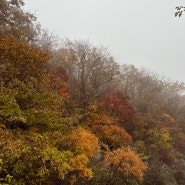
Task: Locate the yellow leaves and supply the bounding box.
[0,93,27,128]
[72,154,89,169]
[45,127,101,181]
[68,126,100,158]
[148,128,172,149]
[88,104,98,112]
[0,124,6,129]
[0,130,89,183]
[71,154,93,178]
[105,148,147,180]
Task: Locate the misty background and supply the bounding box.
[24,0,185,82]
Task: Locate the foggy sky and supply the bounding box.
[24,0,185,82]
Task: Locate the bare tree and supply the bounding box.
[52,40,119,109]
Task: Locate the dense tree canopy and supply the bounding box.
[0,1,185,184]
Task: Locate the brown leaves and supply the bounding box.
[0,32,49,84]
[0,0,37,43]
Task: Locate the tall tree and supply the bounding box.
[52,40,119,109]
[0,0,39,43]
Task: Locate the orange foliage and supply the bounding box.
[67,126,100,158]
[87,114,132,148]
[71,154,93,178]
[162,113,176,124]
[105,148,147,180]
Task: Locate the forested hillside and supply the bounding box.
[0,1,185,185]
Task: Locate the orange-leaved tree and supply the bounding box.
[104,147,147,185]
[86,113,132,149]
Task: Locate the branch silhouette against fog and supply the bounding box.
[175,6,185,17]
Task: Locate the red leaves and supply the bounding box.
[87,114,132,148]
[47,66,69,98]
[98,92,139,124]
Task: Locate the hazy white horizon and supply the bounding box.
[25,0,185,82]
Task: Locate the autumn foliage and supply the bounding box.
[105,148,147,183]
[0,1,185,185]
